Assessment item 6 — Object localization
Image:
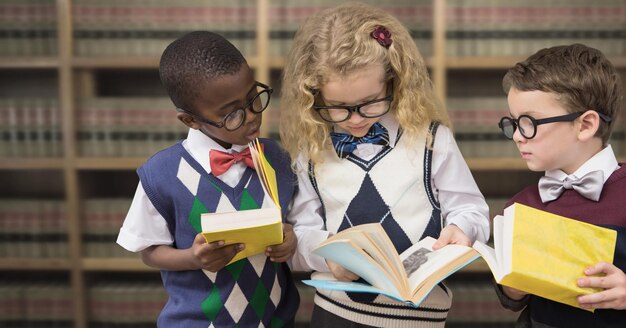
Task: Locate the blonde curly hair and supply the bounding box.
[279,2,449,164]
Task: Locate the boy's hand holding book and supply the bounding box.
[192,233,245,272]
[577,261,626,310]
[265,223,297,263]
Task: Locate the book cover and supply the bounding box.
[302,223,479,307]
[200,139,283,264]
[473,202,617,310]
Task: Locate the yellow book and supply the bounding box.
[473,203,617,310]
[303,223,480,307]
[200,139,282,264]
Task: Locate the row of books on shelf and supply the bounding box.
[83,198,134,258]
[0,0,57,56]
[76,97,186,157]
[87,282,167,326]
[0,281,167,328]
[0,200,67,259]
[445,0,626,56]
[72,0,257,57]
[0,282,72,328]
[0,98,62,158]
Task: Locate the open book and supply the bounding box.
[200,139,283,264]
[473,202,617,310]
[302,223,480,307]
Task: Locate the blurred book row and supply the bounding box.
[0,198,135,259]
[76,97,186,158]
[445,0,626,56]
[0,282,72,328]
[2,0,623,58]
[0,0,57,56]
[0,98,62,158]
[0,281,167,328]
[0,200,67,259]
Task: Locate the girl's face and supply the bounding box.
[320,64,388,138]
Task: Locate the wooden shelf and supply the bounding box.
[447,56,626,69]
[446,56,526,69]
[75,157,146,170]
[0,158,65,170]
[82,258,157,272]
[0,57,59,69]
[0,258,72,270]
[466,158,527,170]
[73,56,262,69]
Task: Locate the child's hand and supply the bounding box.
[502,285,528,301]
[191,233,244,272]
[266,223,297,262]
[327,260,359,282]
[432,224,471,250]
[577,261,626,310]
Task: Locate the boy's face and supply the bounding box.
[183,65,262,148]
[320,64,388,138]
[507,88,583,174]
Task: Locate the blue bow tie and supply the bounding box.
[330,123,390,158]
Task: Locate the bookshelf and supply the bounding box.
[0,0,624,327]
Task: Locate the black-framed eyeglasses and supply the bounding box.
[498,110,611,140]
[313,85,393,123]
[177,81,273,131]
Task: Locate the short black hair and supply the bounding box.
[159,31,247,111]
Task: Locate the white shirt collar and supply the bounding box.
[183,128,249,175]
[545,144,619,184]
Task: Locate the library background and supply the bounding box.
[0,0,624,327]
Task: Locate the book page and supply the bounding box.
[313,238,403,297]
[472,241,501,280]
[399,237,475,292]
[346,223,408,291]
[200,205,280,231]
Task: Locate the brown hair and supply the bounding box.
[503,44,622,145]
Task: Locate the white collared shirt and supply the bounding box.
[117,129,251,252]
[287,115,490,272]
[544,144,620,184]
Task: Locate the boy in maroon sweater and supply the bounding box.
[495,44,626,327]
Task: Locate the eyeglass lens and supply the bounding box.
[223,88,271,130]
[317,99,391,123]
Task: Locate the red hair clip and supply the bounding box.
[371,25,392,48]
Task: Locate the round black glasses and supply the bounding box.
[313,83,393,123]
[498,110,612,140]
[177,82,273,131]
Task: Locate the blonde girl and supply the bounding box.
[282,3,490,327]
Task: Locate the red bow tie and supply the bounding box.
[209,148,255,176]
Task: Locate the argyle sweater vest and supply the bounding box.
[309,124,451,327]
[138,138,299,328]
[505,164,626,328]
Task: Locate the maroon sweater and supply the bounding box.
[500,164,626,327]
